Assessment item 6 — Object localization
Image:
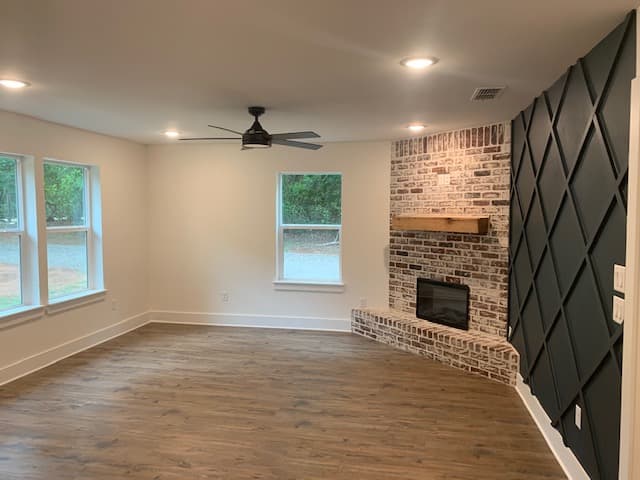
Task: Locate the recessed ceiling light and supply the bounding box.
[400,57,438,69]
[0,79,30,89]
[164,130,180,138]
[408,124,426,132]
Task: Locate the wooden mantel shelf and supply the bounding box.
[391,214,490,234]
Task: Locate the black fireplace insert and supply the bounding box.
[416,278,469,330]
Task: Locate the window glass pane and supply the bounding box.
[281,174,341,225]
[0,234,22,311]
[44,162,86,227]
[283,229,340,282]
[47,231,88,299]
[0,156,19,231]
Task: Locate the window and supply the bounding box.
[0,155,23,311]
[277,173,342,284]
[0,155,102,319]
[44,161,101,300]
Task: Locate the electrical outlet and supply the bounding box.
[221,292,229,303]
[359,297,368,308]
[111,299,118,311]
[613,296,625,324]
[575,404,582,430]
[614,264,626,294]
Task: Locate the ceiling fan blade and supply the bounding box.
[179,137,239,141]
[271,139,323,150]
[270,131,321,140]
[208,125,243,135]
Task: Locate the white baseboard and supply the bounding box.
[0,311,349,387]
[0,311,151,386]
[516,374,589,480]
[149,310,351,332]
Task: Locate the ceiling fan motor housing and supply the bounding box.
[243,107,271,147]
[242,124,271,148]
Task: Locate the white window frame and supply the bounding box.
[0,153,26,313]
[274,172,344,292]
[0,154,105,323]
[0,153,41,320]
[619,70,640,480]
[44,158,104,306]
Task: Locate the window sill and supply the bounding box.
[46,289,107,315]
[0,305,45,327]
[273,280,345,293]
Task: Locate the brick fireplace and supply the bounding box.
[352,122,519,385]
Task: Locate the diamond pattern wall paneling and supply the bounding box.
[508,13,634,480]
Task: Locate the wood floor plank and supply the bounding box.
[0,324,566,479]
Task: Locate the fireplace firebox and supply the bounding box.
[416,279,469,330]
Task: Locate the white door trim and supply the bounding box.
[619,13,640,477]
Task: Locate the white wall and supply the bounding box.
[0,113,390,378]
[0,110,149,374]
[147,142,390,324]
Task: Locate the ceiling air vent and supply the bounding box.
[471,87,505,101]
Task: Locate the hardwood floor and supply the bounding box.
[0,324,566,479]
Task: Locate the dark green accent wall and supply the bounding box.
[509,12,635,479]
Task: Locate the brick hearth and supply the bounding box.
[352,308,518,385]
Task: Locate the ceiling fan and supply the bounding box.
[180,106,323,150]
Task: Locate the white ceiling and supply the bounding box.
[0,0,637,145]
